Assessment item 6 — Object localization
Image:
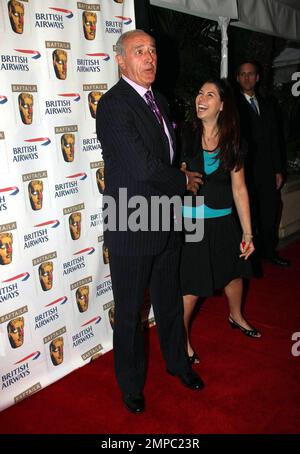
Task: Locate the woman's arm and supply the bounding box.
[231,166,254,259]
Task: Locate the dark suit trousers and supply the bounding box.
[109,232,189,395]
[250,179,279,258]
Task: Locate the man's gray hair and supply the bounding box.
[115,29,154,56]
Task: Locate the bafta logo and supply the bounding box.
[52,49,67,80]
[88,91,102,119]
[108,306,115,330]
[103,243,109,265]
[69,212,81,240]
[61,133,75,162]
[39,261,53,291]
[8,0,24,34]
[7,317,24,349]
[76,285,89,313]
[50,337,64,366]
[18,93,33,125]
[0,232,13,265]
[82,11,97,40]
[96,167,105,194]
[28,180,43,211]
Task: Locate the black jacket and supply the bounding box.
[236,92,282,185]
[96,78,186,255]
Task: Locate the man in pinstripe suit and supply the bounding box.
[96,30,204,414]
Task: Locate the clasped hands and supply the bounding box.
[180,162,204,194]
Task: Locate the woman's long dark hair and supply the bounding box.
[194,78,243,171]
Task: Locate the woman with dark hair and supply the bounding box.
[180,78,261,364]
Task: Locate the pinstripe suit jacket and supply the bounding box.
[96,77,186,256]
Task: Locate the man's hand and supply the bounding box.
[276,172,283,190]
[180,162,204,194]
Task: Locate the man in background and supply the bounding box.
[236,61,290,267]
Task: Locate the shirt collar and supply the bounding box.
[122,75,152,99]
[243,92,257,102]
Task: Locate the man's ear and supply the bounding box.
[116,54,125,71]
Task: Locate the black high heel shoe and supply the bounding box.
[188,352,200,364]
[228,317,261,338]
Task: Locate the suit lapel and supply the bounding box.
[256,95,266,119]
[241,93,262,120]
[154,94,174,139]
[157,100,176,159]
[116,79,173,163]
[154,91,177,163]
[117,78,163,132]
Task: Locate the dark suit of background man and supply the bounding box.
[96,29,204,414]
[236,61,290,267]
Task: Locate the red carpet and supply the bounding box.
[1,241,300,434]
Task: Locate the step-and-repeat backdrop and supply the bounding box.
[0,0,135,412]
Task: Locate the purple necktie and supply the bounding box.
[144,90,163,126]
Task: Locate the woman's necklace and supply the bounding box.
[202,130,219,151]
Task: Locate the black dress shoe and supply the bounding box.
[229,316,261,338]
[123,393,144,414]
[269,255,290,267]
[167,368,204,390]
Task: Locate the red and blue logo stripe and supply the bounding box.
[24,137,51,146]
[2,272,30,284]
[66,172,87,181]
[81,316,101,327]
[115,16,132,25]
[73,247,95,256]
[86,53,110,61]
[49,7,73,18]
[0,186,19,196]
[34,220,60,228]
[14,49,41,59]
[14,351,41,365]
[58,93,81,102]
[45,296,68,307]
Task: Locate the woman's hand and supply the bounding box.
[239,233,255,259]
